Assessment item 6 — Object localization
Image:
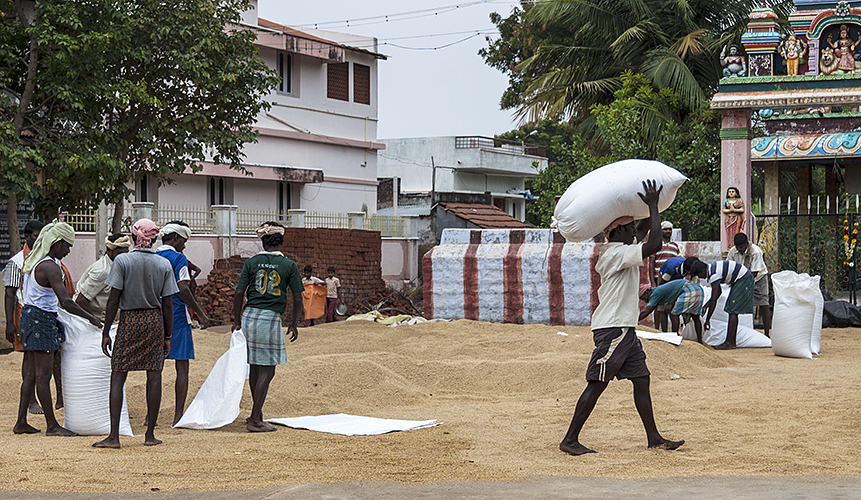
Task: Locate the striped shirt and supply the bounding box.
[708,260,751,286]
[654,241,681,279]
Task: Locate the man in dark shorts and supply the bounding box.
[232,221,303,433]
[727,232,771,337]
[93,218,178,448]
[702,259,754,350]
[14,220,102,436]
[559,180,684,456]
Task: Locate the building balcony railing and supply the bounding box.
[455,136,547,158]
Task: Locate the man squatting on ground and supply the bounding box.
[14,220,102,436]
[94,219,179,448]
[559,180,684,456]
[638,258,709,344]
[5,220,48,416]
[701,258,754,350]
[156,221,212,425]
[74,234,131,321]
[233,221,304,433]
[726,232,771,337]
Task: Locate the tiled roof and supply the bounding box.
[438,203,532,229]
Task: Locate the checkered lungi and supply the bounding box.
[672,282,704,323]
[241,307,287,366]
[20,305,65,352]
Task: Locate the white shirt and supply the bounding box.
[591,242,645,330]
[726,244,768,281]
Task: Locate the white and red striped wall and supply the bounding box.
[423,229,721,326]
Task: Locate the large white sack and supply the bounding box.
[682,284,771,348]
[58,309,133,436]
[771,271,822,359]
[552,159,688,242]
[174,329,248,430]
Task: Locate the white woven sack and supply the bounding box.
[686,284,771,348]
[58,309,134,436]
[174,329,249,430]
[771,271,822,359]
[552,159,688,242]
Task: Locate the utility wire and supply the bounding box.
[294,0,513,29]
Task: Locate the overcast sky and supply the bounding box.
[256,0,522,139]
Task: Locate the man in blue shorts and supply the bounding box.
[156,221,211,425]
[232,221,303,432]
[559,180,684,456]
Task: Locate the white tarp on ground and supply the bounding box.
[58,309,134,436]
[636,330,683,346]
[174,329,249,429]
[266,413,439,436]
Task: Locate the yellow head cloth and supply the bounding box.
[22,219,75,274]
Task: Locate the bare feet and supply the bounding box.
[45,425,77,437]
[55,397,64,410]
[246,421,277,433]
[559,441,597,455]
[92,437,121,449]
[13,423,41,434]
[648,438,685,450]
[144,437,163,446]
[713,342,736,350]
[28,401,44,415]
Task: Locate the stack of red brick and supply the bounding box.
[197,228,388,326]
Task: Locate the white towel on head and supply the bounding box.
[160,223,191,240]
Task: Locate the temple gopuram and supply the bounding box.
[711,0,861,296]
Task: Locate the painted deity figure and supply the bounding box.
[779,34,807,76]
[721,45,746,78]
[827,25,859,72]
[723,187,745,249]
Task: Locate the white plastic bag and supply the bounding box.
[771,271,822,359]
[58,309,134,436]
[552,159,688,242]
[687,284,771,348]
[174,330,248,429]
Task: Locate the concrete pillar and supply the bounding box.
[797,165,811,273]
[288,209,305,228]
[402,215,419,239]
[393,177,399,216]
[719,109,752,252]
[212,205,238,236]
[348,212,365,230]
[132,202,154,222]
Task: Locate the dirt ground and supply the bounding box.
[1,319,858,493]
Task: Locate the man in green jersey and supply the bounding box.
[232,221,303,432]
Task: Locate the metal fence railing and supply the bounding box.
[306,211,350,229]
[154,204,214,234]
[63,210,97,233]
[454,136,547,157]
[237,208,290,235]
[752,194,861,216]
[364,213,405,238]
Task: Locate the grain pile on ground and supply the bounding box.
[1,320,859,493]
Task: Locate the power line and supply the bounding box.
[343,30,498,51]
[294,1,512,29]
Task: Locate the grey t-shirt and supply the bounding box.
[105,248,179,310]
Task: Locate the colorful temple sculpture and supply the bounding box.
[711,1,861,294]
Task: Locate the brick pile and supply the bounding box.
[197,228,391,326]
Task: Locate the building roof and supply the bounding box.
[437,203,532,229]
[257,18,387,60]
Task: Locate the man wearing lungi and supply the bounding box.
[156,221,211,425]
[559,180,684,456]
[727,232,771,337]
[93,219,178,448]
[5,220,46,416]
[232,221,303,433]
[13,220,102,436]
[638,259,708,343]
[74,233,131,321]
[702,259,754,350]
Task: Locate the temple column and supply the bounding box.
[719,109,752,252]
[761,161,780,272]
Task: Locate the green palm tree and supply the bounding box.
[515,0,791,129]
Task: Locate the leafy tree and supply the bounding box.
[1,0,278,244]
